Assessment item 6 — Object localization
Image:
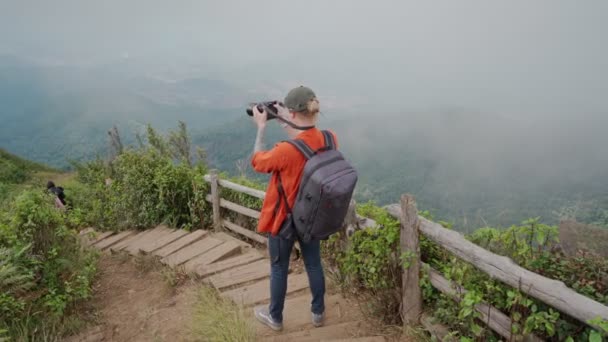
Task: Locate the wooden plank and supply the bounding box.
[214,232,252,249]
[194,250,266,278]
[260,321,370,342]
[139,229,189,253]
[93,230,136,250]
[324,337,386,342]
[420,313,455,342]
[78,227,96,246]
[399,194,422,324]
[86,231,114,246]
[204,174,266,199]
[222,219,267,245]
[183,240,242,272]
[109,231,144,252]
[385,203,608,331]
[79,227,95,236]
[153,230,209,258]
[222,272,309,306]
[110,230,151,252]
[160,237,223,267]
[256,295,359,336]
[427,266,541,341]
[207,259,270,290]
[205,194,261,219]
[210,170,221,231]
[125,226,174,255]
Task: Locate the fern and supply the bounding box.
[0,246,34,295]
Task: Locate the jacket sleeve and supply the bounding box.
[251,143,289,173]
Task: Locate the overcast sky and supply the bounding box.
[1,0,607,113]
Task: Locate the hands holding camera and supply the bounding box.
[251,102,289,129]
[251,105,268,129]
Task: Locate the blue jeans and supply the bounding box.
[268,234,325,323]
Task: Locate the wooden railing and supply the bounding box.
[388,196,608,340]
[203,172,608,340]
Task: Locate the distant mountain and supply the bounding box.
[0,55,254,168]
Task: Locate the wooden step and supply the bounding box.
[160,237,223,267]
[214,232,252,249]
[78,227,96,246]
[153,230,208,258]
[207,259,269,290]
[125,226,174,255]
[86,231,114,247]
[194,250,265,278]
[94,230,136,250]
[256,295,357,336]
[183,240,242,272]
[323,337,385,342]
[109,230,151,252]
[260,321,370,342]
[139,229,189,254]
[222,272,309,306]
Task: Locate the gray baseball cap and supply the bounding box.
[284,86,316,112]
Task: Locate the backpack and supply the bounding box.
[49,186,67,205]
[277,130,358,243]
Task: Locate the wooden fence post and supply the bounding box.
[400,194,422,325]
[210,169,221,232]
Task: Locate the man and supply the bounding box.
[250,86,337,331]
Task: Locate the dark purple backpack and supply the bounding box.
[277,130,358,243]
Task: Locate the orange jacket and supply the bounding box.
[251,128,338,236]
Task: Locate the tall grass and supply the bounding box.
[191,286,255,342]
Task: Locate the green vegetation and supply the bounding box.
[1,117,606,341]
[191,286,255,342]
[323,204,608,341]
[71,122,211,231]
[0,190,97,340]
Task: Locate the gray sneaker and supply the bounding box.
[254,306,283,331]
[312,312,325,327]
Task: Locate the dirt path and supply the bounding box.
[72,227,416,342]
[65,254,199,342]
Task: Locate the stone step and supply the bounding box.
[93,230,136,250]
[260,321,371,342]
[153,230,209,258]
[125,226,174,255]
[139,229,189,254]
[256,295,358,337]
[207,259,269,290]
[160,236,223,267]
[109,230,150,252]
[222,272,309,306]
[183,240,242,272]
[194,250,265,278]
[86,231,114,247]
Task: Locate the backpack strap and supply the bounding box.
[284,139,315,160]
[321,130,336,150]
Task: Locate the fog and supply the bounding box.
[2,0,607,111]
[1,0,607,227]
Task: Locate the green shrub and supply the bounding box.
[0,190,98,340]
[72,123,211,231]
[325,203,608,341]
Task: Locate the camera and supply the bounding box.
[246,101,280,120]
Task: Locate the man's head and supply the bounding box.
[280,86,320,128]
[46,181,55,189]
